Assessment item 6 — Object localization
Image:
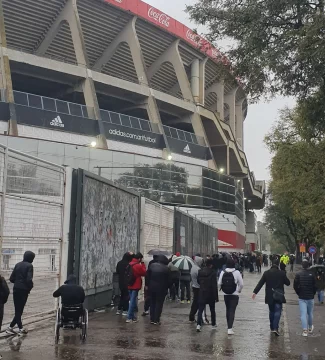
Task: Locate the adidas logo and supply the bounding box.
[50,116,64,128]
[183,144,191,154]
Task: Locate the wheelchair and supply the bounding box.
[54,304,88,344]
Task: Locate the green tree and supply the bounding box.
[186,0,325,100]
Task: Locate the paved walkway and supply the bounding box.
[0,269,324,359]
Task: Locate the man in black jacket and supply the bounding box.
[147,255,170,324]
[0,275,9,330]
[252,259,290,336]
[116,252,133,315]
[53,275,85,305]
[196,259,218,332]
[294,259,316,337]
[6,251,35,336]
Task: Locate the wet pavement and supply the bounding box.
[0,270,325,359]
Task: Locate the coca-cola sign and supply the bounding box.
[148,7,170,28]
[186,29,203,47]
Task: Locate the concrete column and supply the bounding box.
[224,87,238,136]
[205,80,225,120]
[147,40,194,102]
[0,0,17,135]
[235,99,245,149]
[35,0,108,148]
[226,143,230,175]
[93,17,147,85]
[191,59,200,103]
[199,58,208,105]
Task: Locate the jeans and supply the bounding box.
[127,290,138,320]
[299,299,314,330]
[180,281,191,301]
[118,288,129,312]
[169,278,179,300]
[10,289,29,329]
[0,303,3,330]
[197,302,216,326]
[317,290,324,303]
[268,302,282,331]
[149,291,165,323]
[224,295,239,329]
[189,287,199,321]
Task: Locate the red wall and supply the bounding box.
[218,229,246,251]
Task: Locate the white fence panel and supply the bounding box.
[142,198,174,259]
[0,145,65,326]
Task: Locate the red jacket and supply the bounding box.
[128,259,146,290]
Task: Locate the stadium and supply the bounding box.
[0,0,265,253]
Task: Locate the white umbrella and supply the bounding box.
[171,255,195,271]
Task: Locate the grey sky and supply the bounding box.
[146,0,295,183]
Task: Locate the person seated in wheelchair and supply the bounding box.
[53,275,85,324]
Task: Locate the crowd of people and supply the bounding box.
[115,250,325,338]
[0,248,324,344]
[115,251,247,334]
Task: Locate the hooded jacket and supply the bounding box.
[128,258,146,291]
[53,275,85,305]
[190,256,203,289]
[116,252,133,290]
[10,251,35,292]
[147,255,170,294]
[197,267,218,304]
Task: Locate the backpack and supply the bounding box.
[221,271,237,295]
[125,264,136,287]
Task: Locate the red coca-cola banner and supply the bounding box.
[104,0,231,67]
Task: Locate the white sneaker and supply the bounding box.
[228,329,234,335]
[308,325,314,334]
[116,310,122,315]
[122,311,128,316]
[196,325,201,332]
[6,327,17,335]
[302,330,308,337]
[18,328,28,336]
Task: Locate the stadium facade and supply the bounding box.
[0,0,265,252]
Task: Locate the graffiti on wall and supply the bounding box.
[80,176,139,291]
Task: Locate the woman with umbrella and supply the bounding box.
[172,255,194,304]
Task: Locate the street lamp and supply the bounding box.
[90,141,97,148]
[167,154,173,161]
[219,168,225,173]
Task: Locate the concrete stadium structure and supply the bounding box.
[0,0,265,251]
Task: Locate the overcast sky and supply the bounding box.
[146,0,295,183]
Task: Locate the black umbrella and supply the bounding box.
[147,249,172,256]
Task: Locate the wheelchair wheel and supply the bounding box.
[81,309,88,342]
[55,308,61,344]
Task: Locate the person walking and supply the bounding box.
[142,255,158,316]
[289,255,295,272]
[147,255,170,325]
[189,256,203,322]
[116,252,133,316]
[256,255,262,274]
[0,274,9,330]
[126,253,146,323]
[252,258,290,336]
[6,251,35,335]
[180,268,191,304]
[294,259,317,336]
[168,257,180,301]
[218,258,244,335]
[315,267,325,305]
[196,259,218,332]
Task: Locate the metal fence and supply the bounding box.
[163,125,206,147]
[12,90,93,119]
[100,109,160,134]
[0,144,65,326]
